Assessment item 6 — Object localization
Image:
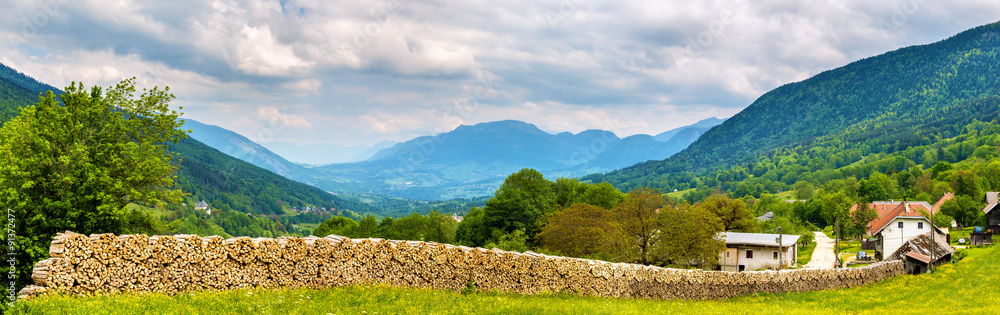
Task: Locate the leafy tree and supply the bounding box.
[821,192,855,234]
[580,182,626,209]
[482,169,555,245]
[930,161,953,179]
[657,202,725,268]
[940,195,984,228]
[0,79,186,293]
[849,203,878,238]
[312,216,358,237]
[553,177,586,207]
[538,203,614,258]
[455,207,488,246]
[695,194,758,232]
[793,181,815,200]
[484,229,529,252]
[951,170,983,198]
[346,215,380,238]
[609,188,664,265]
[858,172,894,202]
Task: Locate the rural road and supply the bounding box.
[803,231,836,269]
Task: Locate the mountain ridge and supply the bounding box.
[586,20,1000,191]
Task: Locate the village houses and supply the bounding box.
[852,195,952,260]
[718,232,800,272]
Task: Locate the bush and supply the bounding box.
[953,249,968,262]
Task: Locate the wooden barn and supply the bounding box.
[885,232,954,274]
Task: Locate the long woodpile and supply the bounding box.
[19,231,905,300]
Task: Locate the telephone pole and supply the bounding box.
[834,219,840,268]
[778,227,784,270]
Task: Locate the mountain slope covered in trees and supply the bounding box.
[588,21,1000,192]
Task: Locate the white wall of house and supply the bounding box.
[878,217,943,258]
[720,245,797,271]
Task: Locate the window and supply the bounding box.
[773,251,778,260]
[898,221,903,228]
[918,222,924,229]
[746,250,753,259]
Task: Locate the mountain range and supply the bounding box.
[6,20,1000,216]
[259,140,398,165]
[586,21,1000,192]
[187,116,722,200]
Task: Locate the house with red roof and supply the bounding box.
[852,199,949,260]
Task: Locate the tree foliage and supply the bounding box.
[0,79,185,293]
[695,195,758,232]
[940,195,985,228]
[609,188,665,265]
[538,203,614,258]
[658,202,725,268]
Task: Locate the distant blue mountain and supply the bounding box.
[653,117,727,142]
[260,140,397,165]
[314,119,723,199]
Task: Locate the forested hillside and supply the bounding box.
[0,64,377,238]
[0,63,61,123]
[588,21,1000,192]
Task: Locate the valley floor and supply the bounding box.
[11,246,996,314]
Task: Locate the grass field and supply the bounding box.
[11,246,998,314]
[664,188,694,199]
[796,240,816,266]
[949,229,974,245]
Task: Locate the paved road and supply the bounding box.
[803,231,836,269]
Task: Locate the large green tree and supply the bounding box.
[658,202,725,268]
[609,188,664,265]
[538,203,615,258]
[940,195,984,228]
[0,79,186,293]
[695,194,758,232]
[482,168,555,245]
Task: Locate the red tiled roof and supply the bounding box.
[905,251,931,264]
[931,192,954,214]
[866,202,931,235]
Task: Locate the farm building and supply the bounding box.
[884,232,954,274]
[854,200,949,260]
[718,232,799,272]
[982,192,1000,233]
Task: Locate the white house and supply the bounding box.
[866,201,948,260]
[718,232,800,272]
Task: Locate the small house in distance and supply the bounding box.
[195,200,211,215]
[718,232,800,272]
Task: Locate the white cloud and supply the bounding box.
[2,0,1000,147]
[282,78,322,92]
[257,106,314,131]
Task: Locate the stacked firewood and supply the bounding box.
[19,231,905,301]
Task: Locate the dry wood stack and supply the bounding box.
[20,231,905,301]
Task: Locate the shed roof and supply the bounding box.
[905,251,931,264]
[757,211,774,221]
[720,232,800,247]
[983,192,999,214]
[885,232,954,262]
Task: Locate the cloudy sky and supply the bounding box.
[2,0,999,148]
